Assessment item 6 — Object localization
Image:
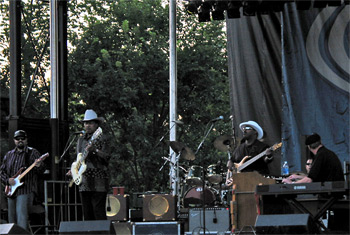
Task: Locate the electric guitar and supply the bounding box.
[5,153,49,197]
[234,142,282,173]
[69,127,102,187]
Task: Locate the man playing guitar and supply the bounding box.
[226,121,274,186]
[67,109,110,220]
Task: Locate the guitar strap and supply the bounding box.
[24,147,33,169]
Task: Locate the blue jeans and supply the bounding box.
[7,193,33,231]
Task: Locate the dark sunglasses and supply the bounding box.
[306,163,312,166]
[14,137,26,141]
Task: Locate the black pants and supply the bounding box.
[80,191,107,220]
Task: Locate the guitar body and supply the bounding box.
[69,127,103,187]
[4,153,49,197]
[70,153,87,186]
[5,169,24,197]
[234,156,251,173]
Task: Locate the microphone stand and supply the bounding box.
[195,121,216,235]
[57,132,80,222]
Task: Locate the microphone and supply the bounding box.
[74,130,85,135]
[173,120,184,125]
[210,116,224,122]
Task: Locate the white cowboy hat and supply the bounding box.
[239,120,264,140]
[82,109,105,123]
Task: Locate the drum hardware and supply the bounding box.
[169,141,196,160]
[207,164,223,184]
[185,165,204,187]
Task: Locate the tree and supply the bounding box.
[67,0,230,193]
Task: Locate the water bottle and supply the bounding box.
[282,161,289,176]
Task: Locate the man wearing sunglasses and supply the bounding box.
[226,120,273,185]
[0,130,46,231]
[282,158,313,183]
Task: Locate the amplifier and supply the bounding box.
[133,222,181,235]
[188,207,230,233]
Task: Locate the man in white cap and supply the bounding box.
[68,109,110,220]
[226,121,273,185]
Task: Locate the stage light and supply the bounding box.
[227,1,242,18]
[211,1,227,21]
[328,0,341,6]
[295,0,312,10]
[243,0,258,16]
[185,0,201,14]
[313,0,328,8]
[198,1,212,22]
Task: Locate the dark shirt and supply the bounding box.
[74,131,110,192]
[0,146,46,196]
[230,139,270,175]
[308,146,344,182]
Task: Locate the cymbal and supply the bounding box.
[169,141,195,160]
[169,141,185,153]
[182,146,195,161]
[214,134,234,152]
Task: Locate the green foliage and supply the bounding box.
[1,0,230,194]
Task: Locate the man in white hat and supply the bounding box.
[68,109,110,220]
[226,121,273,185]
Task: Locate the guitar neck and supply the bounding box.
[18,164,36,181]
[238,149,267,172]
[18,153,48,180]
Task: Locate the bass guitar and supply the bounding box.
[5,153,49,197]
[69,127,102,187]
[234,142,282,173]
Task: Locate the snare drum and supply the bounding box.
[183,186,216,207]
[185,165,203,186]
[207,164,222,184]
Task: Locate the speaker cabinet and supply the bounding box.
[113,221,132,235]
[0,224,30,234]
[188,207,230,233]
[106,194,129,221]
[132,222,181,235]
[142,194,177,221]
[255,214,319,234]
[59,220,115,234]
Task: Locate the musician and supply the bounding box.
[68,109,110,220]
[282,158,313,183]
[0,130,46,231]
[284,133,344,184]
[226,121,273,185]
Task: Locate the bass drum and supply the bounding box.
[183,186,216,207]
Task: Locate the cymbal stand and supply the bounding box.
[159,151,183,211]
[195,122,216,235]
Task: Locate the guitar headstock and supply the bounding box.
[39,153,49,161]
[272,142,282,151]
[91,127,103,141]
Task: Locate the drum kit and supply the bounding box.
[168,135,235,208]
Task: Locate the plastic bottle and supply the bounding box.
[282,161,289,176]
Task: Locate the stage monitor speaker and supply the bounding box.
[133,222,181,235]
[113,221,132,235]
[255,214,319,234]
[142,194,177,221]
[189,207,230,233]
[106,194,129,221]
[0,224,30,234]
[59,220,115,234]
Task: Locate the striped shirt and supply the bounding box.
[0,146,46,196]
